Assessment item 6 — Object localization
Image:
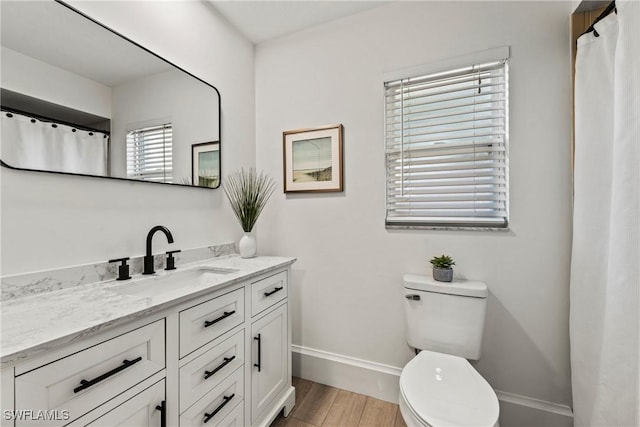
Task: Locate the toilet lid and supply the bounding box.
[400,351,499,427]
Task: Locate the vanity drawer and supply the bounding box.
[251,271,288,317]
[179,366,244,427]
[15,320,165,426]
[180,288,244,358]
[180,330,244,413]
[215,400,244,427]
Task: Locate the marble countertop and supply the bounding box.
[0,255,295,366]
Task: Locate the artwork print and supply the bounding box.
[283,125,343,193]
[192,141,220,188]
[292,137,333,183]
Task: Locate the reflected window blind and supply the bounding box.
[126,123,173,183]
[385,60,509,228]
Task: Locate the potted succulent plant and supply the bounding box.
[430,255,455,282]
[223,168,276,258]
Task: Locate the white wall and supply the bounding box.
[1,46,111,118]
[111,69,219,181]
[0,1,254,275]
[255,1,574,424]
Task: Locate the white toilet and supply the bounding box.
[399,274,500,427]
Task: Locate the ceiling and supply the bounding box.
[209,1,389,44]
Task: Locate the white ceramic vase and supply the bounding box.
[238,232,257,258]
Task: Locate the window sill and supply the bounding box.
[385,224,510,232]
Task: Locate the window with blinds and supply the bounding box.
[126,123,173,183]
[385,60,509,229]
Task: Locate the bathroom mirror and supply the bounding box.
[0,0,221,188]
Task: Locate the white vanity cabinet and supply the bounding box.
[1,263,294,427]
[177,269,293,427]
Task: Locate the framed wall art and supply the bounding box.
[192,141,220,188]
[283,124,343,193]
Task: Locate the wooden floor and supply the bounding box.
[270,377,407,427]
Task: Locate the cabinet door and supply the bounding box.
[251,304,287,422]
[82,380,165,427]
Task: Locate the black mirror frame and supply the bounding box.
[0,0,222,190]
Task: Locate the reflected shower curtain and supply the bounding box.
[1,111,108,175]
[571,1,639,426]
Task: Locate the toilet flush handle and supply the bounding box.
[405,294,420,301]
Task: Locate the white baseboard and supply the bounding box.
[495,390,573,427]
[292,344,402,403]
[292,345,574,427]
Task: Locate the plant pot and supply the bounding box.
[433,267,453,282]
[238,232,257,258]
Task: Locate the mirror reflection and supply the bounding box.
[0,0,221,188]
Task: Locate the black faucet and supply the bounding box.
[143,225,174,275]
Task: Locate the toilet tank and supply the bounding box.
[403,274,488,360]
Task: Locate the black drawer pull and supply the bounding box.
[264,286,283,297]
[254,334,261,372]
[204,310,236,328]
[204,356,236,380]
[73,356,143,393]
[155,400,166,427]
[203,393,235,424]
[405,294,420,301]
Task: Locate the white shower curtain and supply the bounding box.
[571,1,639,426]
[1,111,109,176]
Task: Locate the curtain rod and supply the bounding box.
[582,1,617,37]
[1,106,110,136]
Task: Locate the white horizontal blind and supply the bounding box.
[385,60,508,228]
[126,123,173,183]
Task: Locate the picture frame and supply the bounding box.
[192,141,220,188]
[283,124,343,193]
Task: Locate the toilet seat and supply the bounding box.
[399,350,499,427]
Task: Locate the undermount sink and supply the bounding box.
[191,266,239,275]
[118,266,239,296]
